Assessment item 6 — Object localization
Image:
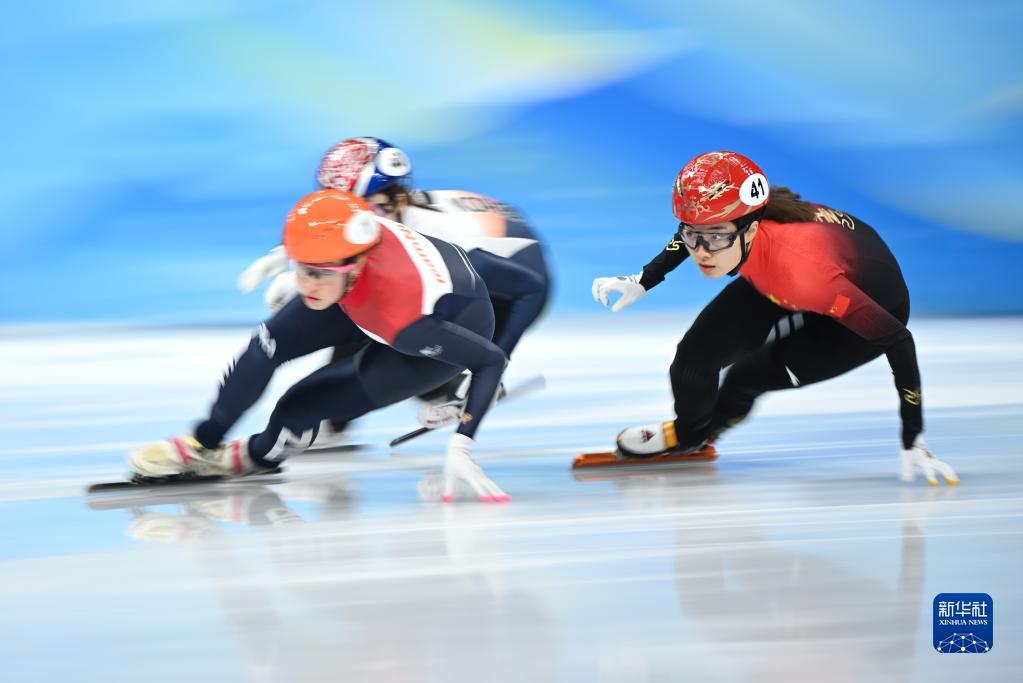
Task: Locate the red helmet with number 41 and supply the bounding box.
[673,151,770,225]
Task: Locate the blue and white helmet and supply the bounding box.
[316,137,413,197]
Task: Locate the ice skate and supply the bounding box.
[391,375,540,447]
[305,419,362,452]
[415,377,508,430]
[572,421,717,469]
[128,436,256,480]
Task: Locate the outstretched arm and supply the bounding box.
[593,228,690,312]
[816,276,957,484]
[392,312,511,502]
[237,245,289,293]
[639,228,690,290]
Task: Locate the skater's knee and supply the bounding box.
[722,352,794,394]
[673,332,729,374]
[670,353,719,382]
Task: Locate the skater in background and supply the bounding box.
[239,137,552,433]
[592,150,957,485]
[130,189,510,502]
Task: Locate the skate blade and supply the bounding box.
[86,467,284,494]
[303,442,365,454]
[571,446,718,470]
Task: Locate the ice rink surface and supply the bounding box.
[1,315,1021,682]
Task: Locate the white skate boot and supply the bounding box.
[416,377,506,430]
[128,436,256,479]
[616,421,685,457]
[574,421,718,469]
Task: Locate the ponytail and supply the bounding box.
[763,186,818,223]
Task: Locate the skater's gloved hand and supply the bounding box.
[265,270,300,313]
[592,274,645,312]
[443,434,511,503]
[900,436,959,486]
[237,246,289,294]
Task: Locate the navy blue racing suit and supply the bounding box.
[195,217,506,467]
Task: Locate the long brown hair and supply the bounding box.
[762,186,818,223]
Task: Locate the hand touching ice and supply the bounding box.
[900,436,959,486]
[443,434,511,503]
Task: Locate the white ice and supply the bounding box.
[0,315,1021,681]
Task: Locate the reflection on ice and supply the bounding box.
[1,318,1021,680]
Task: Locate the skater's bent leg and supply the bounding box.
[194,297,366,448]
[247,358,378,467]
[324,336,372,432]
[329,337,372,365]
[669,358,721,449]
[467,248,547,357]
[389,299,504,439]
[248,337,477,466]
[708,314,886,441]
[670,279,786,449]
[706,344,793,440]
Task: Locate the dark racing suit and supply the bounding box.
[195,216,507,467]
[639,206,923,451]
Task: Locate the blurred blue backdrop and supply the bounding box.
[2,0,1021,323]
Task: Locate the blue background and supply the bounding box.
[2,1,1021,323]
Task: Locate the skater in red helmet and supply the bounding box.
[592,151,957,485]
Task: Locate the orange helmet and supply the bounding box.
[283,189,382,265]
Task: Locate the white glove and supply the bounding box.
[264,270,300,313]
[900,436,959,486]
[443,433,511,503]
[592,273,646,312]
[237,246,289,294]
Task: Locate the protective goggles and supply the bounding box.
[294,260,360,280]
[678,222,748,253]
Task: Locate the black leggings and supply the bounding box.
[194,296,494,467]
[670,278,909,450]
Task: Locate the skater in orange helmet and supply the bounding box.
[130,190,510,502]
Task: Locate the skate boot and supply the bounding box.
[128,436,256,480]
[572,421,718,469]
[617,421,693,458]
[416,378,506,430]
